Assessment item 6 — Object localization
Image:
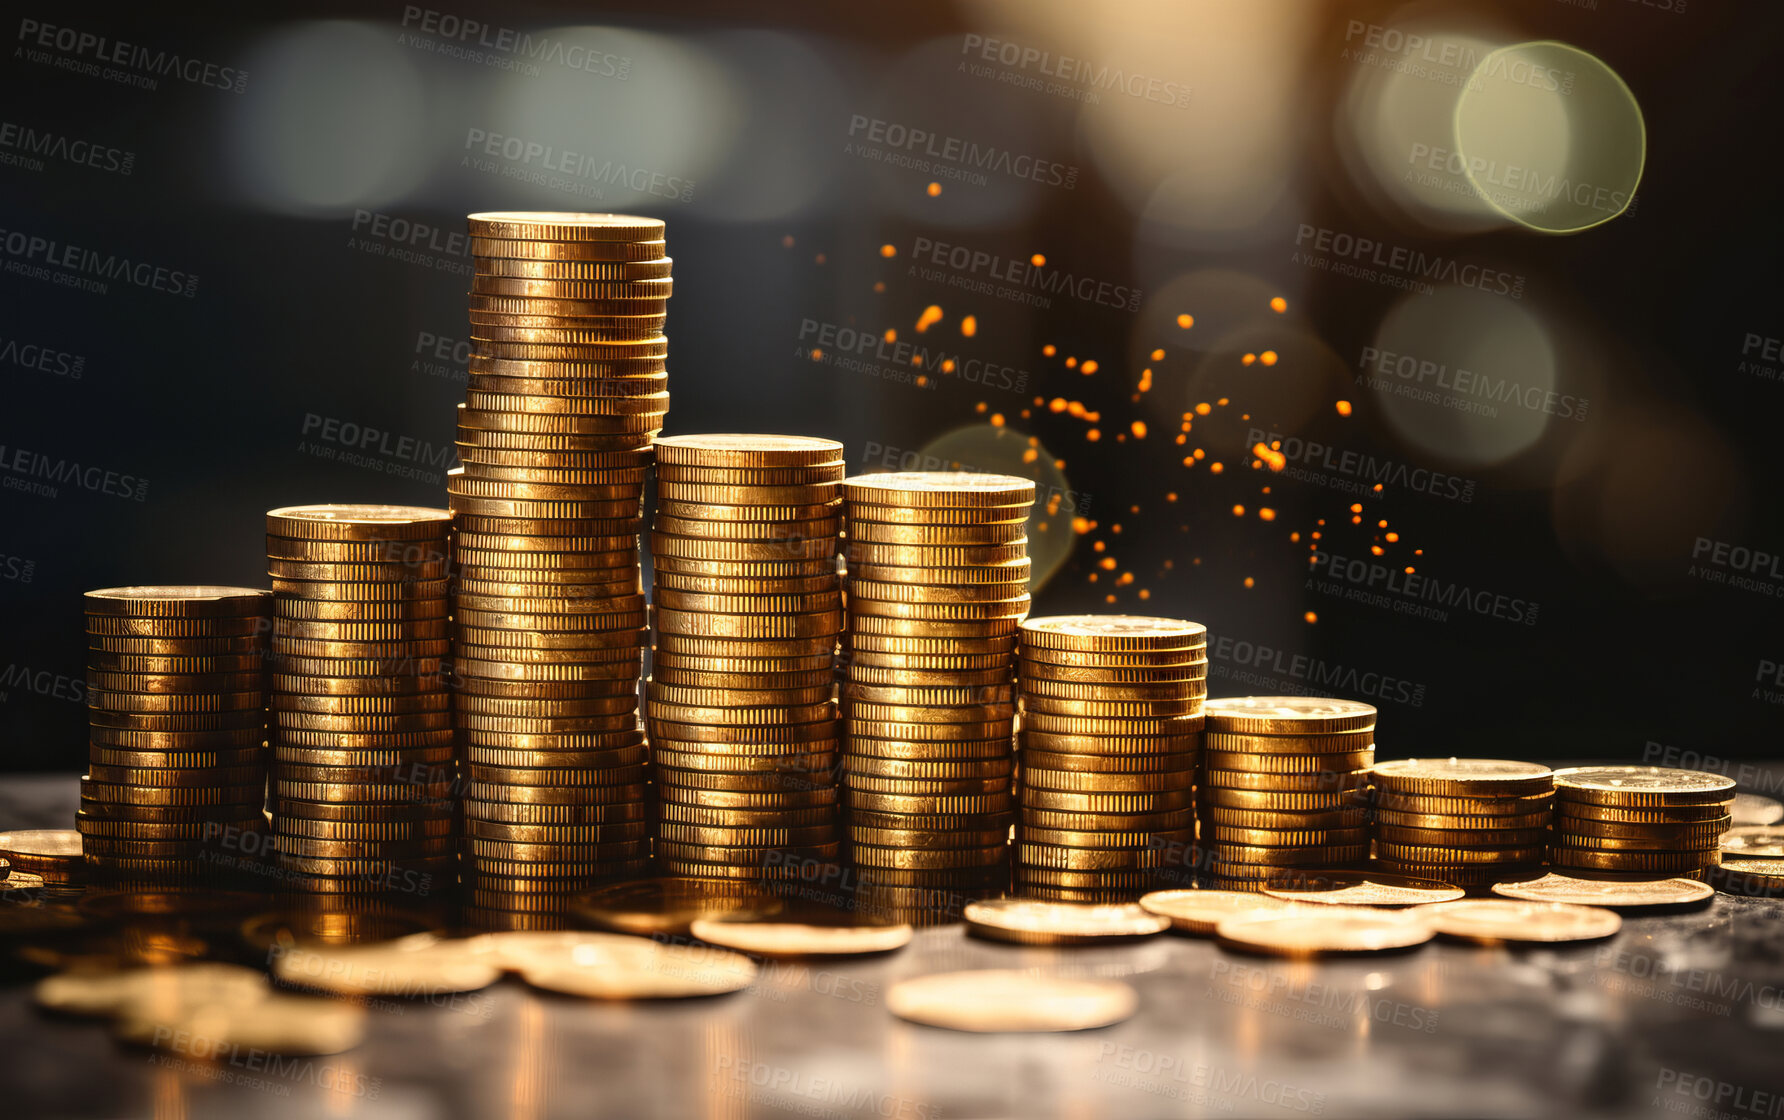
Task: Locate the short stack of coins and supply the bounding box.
[453,211,670,912]
[647,434,846,880]
[1196,697,1376,889]
[266,505,456,894]
[1551,765,1734,879]
[1369,759,1553,887]
[840,472,1035,891]
[79,586,272,881]
[1014,616,1206,902]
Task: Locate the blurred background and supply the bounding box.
[3,0,1780,772]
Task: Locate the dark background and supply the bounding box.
[3,0,1780,773]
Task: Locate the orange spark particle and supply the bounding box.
[1242,353,1257,366]
[1081,360,1099,375]
[1166,492,1178,502]
[1022,448,1038,463]
[1209,462,1223,474]
[960,315,977,337]
[1086,429,1101,442]
[1349,504,1363,514]
[1335,400,1353,416]
[809,348,824,361]
[1372,484,1383,492]
[1042,344,1057,357]
[1031,253,1047,267]
[941,359,956,373]
[1259,508,1276,521]
[1130,421,1147,439]
[1260,350,1278,366]
[1150,348,1165,361]
[1370,546,1384,556]
[782,235,795,248]
[1138,369,1153,392]
[1049,397,1068,413]
[883,328,898,343]
[914,306,942,333]
[1065,356,1078,369]
[1385,532,1399,543]
[878,244,896,258]
[1176,313,1194,329]
[814,253,827,264]
[1404,566,1416,574]
[975,402,988,413]
[1231,505,1245,517]
[1193,448,1205,460]
[872,281,885,293]
[1303,611,1318,624]
[1289,532,1300,542]
[990,413,1005,427]
[1252,442,1286,472]
[926,182,942,197]
[1377,520,1388,529]
[1138,589,1151,600]
[1243,577,1255,589]
[1270,296,1287,313]
[915,375,928,386]
[1117,572,1134,586]
[1071,517,1094,534]
[1194,403,1211,416]
[1099,557,1117,570]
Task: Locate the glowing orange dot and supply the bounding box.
[960,315,977,337]
[872,281,885,293]
[1404,566,1416,574]
[1176,313,1194,329]
[1130,421,1147,439]
[1150,348,1165,361]
[1377,520,1389,529]
[879,244,896,258]
[1072,517,1093,534]
[1259,508,1276,521]
[809,348,823,361]
[1042,344,1057,357]
[1385,532,1400,543]
[926,182,942,197]
[1138,589,1151,600]
[814,253,826,265]
[1194,403,1211,416]
[1030,253,1047,267]
[1209,462,1223,474]
[1243,577,1255,589]
[1270,297,1287,313]
[1086,429,1101,442]
[1065,356,1078,369]
[941,358,956,373]
[974,402,987,414]
[1370,546,1384,556]
[1260,351,1278,366]
[1349,504,1363,514]
[883,328,897,343]
[1289,532,1300,542]
[915,375,927,386]
[914,306,942,333]
[1048,398,1068,413]
[1022,448,1038,463]
[1192,448,1205,460]
[782,235,795,248]
[1335,400,1353,417]
[1166,492,1178,502]
[1099,557,1117,570]
[1242,353,1257,366]
[990,413,1005,427]
[1231,505,1245,517]
[1081,360,1099,375]
[1138,369,1153,392]
[1303,611,1318,624]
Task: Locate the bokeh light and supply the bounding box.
[916,424,1077,592]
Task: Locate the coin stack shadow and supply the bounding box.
[79,586,272,882]
[1195,698,1377,890]
[646,435,846,880]
[840,472,1036,895]
[267,507,456,895]
[1013,616,1206,902]
[1370,759,1553,887]
[452,212,669,914]
[1552,766,1733,880]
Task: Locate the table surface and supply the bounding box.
[2,771,1782,1120]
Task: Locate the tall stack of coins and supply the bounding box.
[1013,616,1205,901]
[1195,698,1376,890]
[647,435,845,880]
[267,505,456,894]
[452,212,668,912]
[1551,766,1733,878]
[79,586,272,881]
[1369,759,1553,887]
[840,472,1035,888]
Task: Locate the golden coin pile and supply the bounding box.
[1013,615,1205,901]
[1196,697,1376,890]
[840,472,1035,891]
[79,586,272,881]
[453,212,669,912]
[1551,765,1734,877]
[1369,759,1553,887]
[646,434,846,879]
[266,505,456,894]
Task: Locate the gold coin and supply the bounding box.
[652,434,844,467]
[847,502,1029,525]
[114,994,366,1056]
[1423,899,1621,944]
[1377,824,1550,848]
[1202,696,1376,735]
[1198,730,1371,754]
[1198,805,1368,830]
[466,211,666,241]
[1552,766,1736,806]
[1017,841,1183,870]
[1025,788,1192,813]
[1710,858,1784,897]
[471,235,665,260]
[688,915,913,957]
[0,829,85,880]
[1021,679,1205,703]
[1732,794,1784,826]
[1372,789,1554,815]
[843,472,1035,508]
[1378,841,1545,865]
[1372,808,1552,831]
[844,541,1029,568]
[1549,848,1715,873]
[1721,825,1784,859]
[83,586,270,618]
[1554,819,1727,847]
[36,961,269,1018]
[1202,749,1373,775]
[264,504,452,541]
[1491,871,1713,907]
[962,898,1167,945]
[846,559,1031,586]
[470,275,672,301]
[1204,825,1370,848]
[273,933,502,995]
[849,826,1008,849]
[1020,807,1193,833]
[653,465,842,487]
[846,521,1027,547]
[846,791,1014,815]
[1259,868,1463,906]
[518,938,757,999]
[1371,758,1553,797]
[1011,867,1162,890]
[1202,768,1370,793]
[1137,889,1302,934]
[1019,615,1206,652]
[886,970,1135,1032]
[1216,909,1433,955]
[478,255,671,280]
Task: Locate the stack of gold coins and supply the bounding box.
[1551,766,1733,879]
[266,505,456,895]
[840,472,1035,890]
[79,586,272,881]
[1195,697,1376,889]
[647,434,845,880]
[1369,759,1553,886]
[1013,616,1205,902]
[453,213,667,913]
